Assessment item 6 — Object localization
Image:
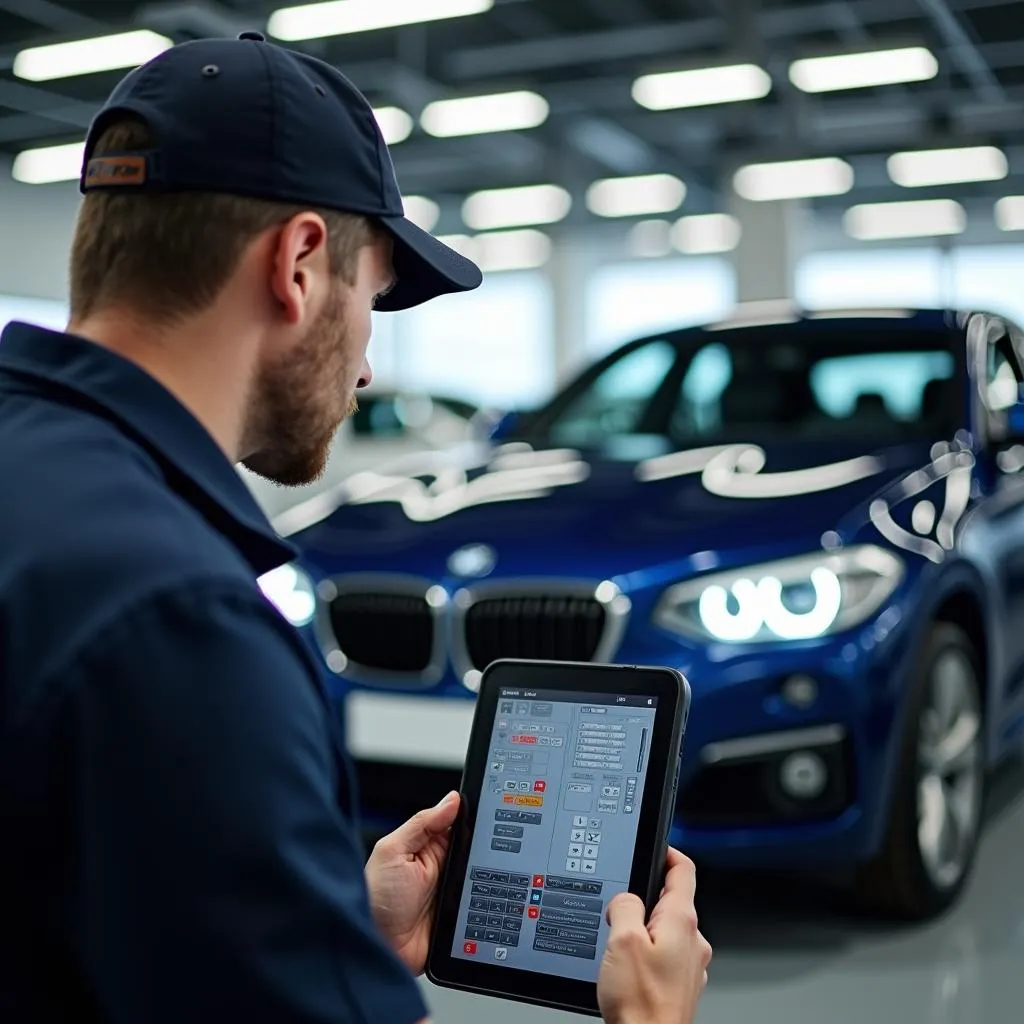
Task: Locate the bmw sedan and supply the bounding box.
[262,307,1024,919]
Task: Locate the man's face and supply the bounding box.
[243,233,394,487]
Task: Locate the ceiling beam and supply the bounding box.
[915,0,1005,104]
[135,1,249,38]
[446,0,940,79]
[0,0,104,34]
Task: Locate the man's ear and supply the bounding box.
[269,212,330,326]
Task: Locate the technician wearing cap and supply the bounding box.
[0,32,711,1024]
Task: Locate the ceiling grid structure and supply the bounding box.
[0,0,1019,249]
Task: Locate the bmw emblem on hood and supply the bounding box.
[448,543,497,579]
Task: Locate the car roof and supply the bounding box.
[625,305,1021,349]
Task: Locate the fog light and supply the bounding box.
[782,674,818,709]
[779,751,827,799]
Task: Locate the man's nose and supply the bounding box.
[357,358,373,389]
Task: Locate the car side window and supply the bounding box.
[546,340,678,446]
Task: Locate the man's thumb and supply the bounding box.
[392,791,460,853]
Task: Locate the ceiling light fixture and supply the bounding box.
[12,141,85,185]
[268,0,493,40]
[421,90,549,137]
[995,196,1024,232]
[887,146,1008,187]
[632,63,771,110]
[844,199,966,240]
[672,213,742,254]
[373,106,414,145]
[462,183,571,231]
[733,157,854,201]
[472,229,552,272]
[13,29,171,82]
[586,173,686,218]
[402,195,440,232]
[788,46,938,93]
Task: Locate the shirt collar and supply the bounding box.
[0,321,298,576]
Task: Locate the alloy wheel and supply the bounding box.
[916,647,983,892]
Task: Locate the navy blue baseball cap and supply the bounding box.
[79,31,482,312]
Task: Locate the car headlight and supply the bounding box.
[654,545,904,644]
[257,563,317,627]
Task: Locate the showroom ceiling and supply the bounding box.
[0,0,1020,222]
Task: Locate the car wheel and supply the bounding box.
[856,623,985,919]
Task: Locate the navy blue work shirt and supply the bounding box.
[0,323,428,1024]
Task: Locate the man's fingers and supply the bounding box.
[660,849,697,901]
[379,791,460,855]
[606,892,647,934]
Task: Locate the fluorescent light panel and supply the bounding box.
[586,173,686,218]
[12,141,85,185]
[844,199,966,240]
[13,29,171,82]
[733,157,854,201]
[268,0,493,40]
[474,229,551,272]
[462,184,571,230]
[402,195,440,232]
[373,106,413,145]
[437,230,551,272]
[632,63,771,110]
[421,90,548,137]
[996,196,1024,232]
[887,146,1008,187]
[673,213,741,254]
[789,46,938,93]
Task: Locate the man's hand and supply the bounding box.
[597,847,712,1024]
[365,791,461,975]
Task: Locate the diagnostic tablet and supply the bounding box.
[427,659,690,1017]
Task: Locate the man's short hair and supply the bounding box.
[70,117,375,322]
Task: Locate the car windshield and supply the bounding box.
[526,325,961,452]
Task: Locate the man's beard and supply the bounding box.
[242,288,360,488]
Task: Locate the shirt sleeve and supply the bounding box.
[56,577,429,1024]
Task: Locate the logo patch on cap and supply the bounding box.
[84,154,148,188]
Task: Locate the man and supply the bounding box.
[0,32,711,1024]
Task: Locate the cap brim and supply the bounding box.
[374,216,483,312]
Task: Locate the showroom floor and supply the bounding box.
[421,758,1024,1024]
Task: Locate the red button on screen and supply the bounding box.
[533,780,546,792]
[527,907,539,919]
[533,874,544,888]
[463,941,477,955]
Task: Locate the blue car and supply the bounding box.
[262,307,1024,919]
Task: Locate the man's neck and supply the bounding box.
[67,307,256,464]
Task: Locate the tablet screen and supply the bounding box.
[450,684,659,982]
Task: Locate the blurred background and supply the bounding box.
[2,1,1024,1022]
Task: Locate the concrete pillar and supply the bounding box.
[546,226,610,386]
[726,194,805,304]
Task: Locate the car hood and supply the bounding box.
[284,438,938,576]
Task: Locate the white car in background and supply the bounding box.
[240,389,494,520]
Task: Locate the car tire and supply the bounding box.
[855,622,986,920]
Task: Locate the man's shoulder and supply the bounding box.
[0,418,267,720]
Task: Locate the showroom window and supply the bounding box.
[0,294,68,334]
[950,246,1024,326]
[584,257,735,359]
[388,270,554,412]
[795,248,948,310]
